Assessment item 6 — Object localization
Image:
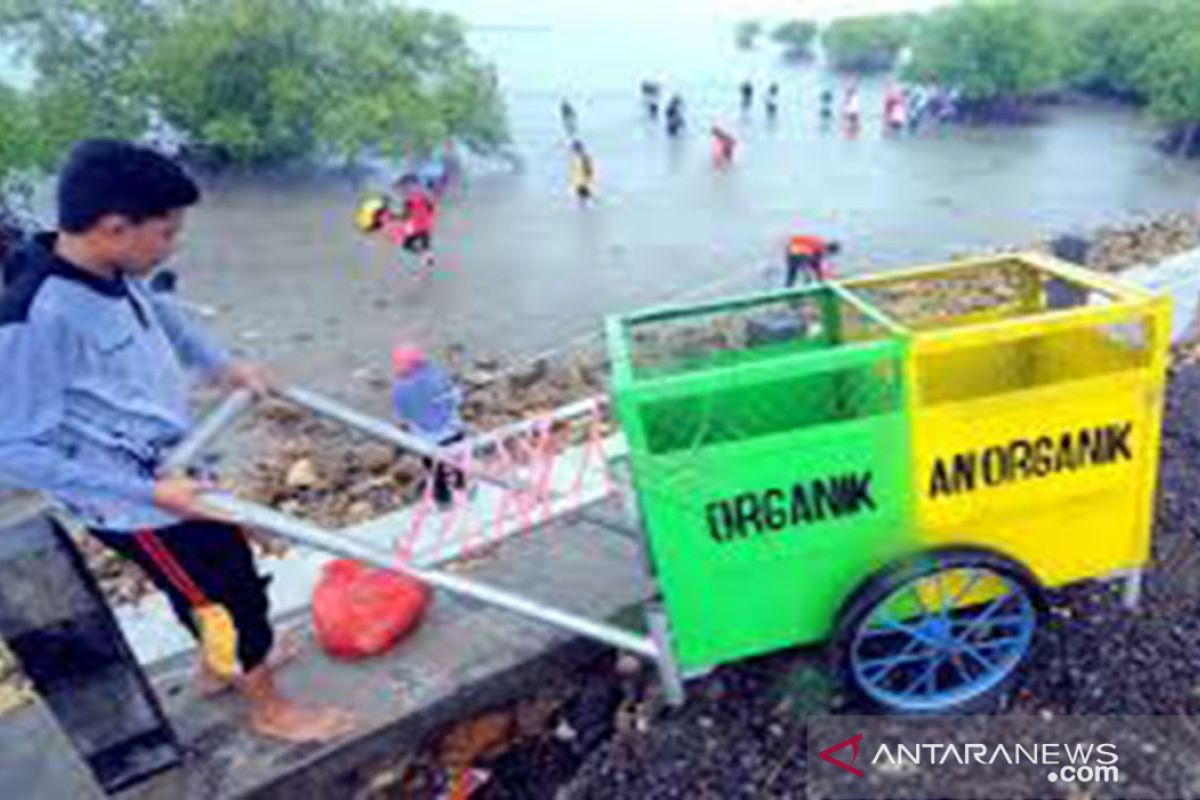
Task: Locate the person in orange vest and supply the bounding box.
[785,235,840,287]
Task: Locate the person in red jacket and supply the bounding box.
[785,234,840,287]
[389,175,437,270]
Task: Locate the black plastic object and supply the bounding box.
[747,312,806,346]
[0,513,181,793]
[1050,234,1091,265]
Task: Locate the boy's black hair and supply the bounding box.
[57,139,200,233]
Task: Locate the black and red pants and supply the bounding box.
[92,521,274,672]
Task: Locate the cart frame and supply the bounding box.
[167,386,690,705]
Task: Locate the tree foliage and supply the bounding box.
[905,1,1063,102]
[770,20,818,61]
[906,0,1200,145]
[0,83,40,195]
[1136,19,1200,129]
[0,0,509,172]
[735,20,763,50]
[821,14,916,73]
[1064,0,1200,128]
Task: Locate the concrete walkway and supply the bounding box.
[95,431,654,798]
[0,698,106,800]
[2,429,653,798]
[1122,245,1200,343]
[126,493,649,798]
[108,434,628,667]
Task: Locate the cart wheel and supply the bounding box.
[834,548,1043,714]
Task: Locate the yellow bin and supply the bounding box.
[846,252,1171,588]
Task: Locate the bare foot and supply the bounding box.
[195,632,305,698]
[263,631,305,672]
[195,660,233,698]
[249,701,358,743]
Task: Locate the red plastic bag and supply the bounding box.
[312,559,431,660]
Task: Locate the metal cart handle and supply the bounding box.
[163,387,666,663]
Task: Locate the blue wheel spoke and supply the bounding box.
[956,639,998,672]
[949,569,982,606]
[961,613,1028,630]
[957,590,1018,640]
[858,648,935,676]
[935,572,948,624]
[971,637,1025,651]
[924,656,943,695]
[964,634,1029,662]
[959,613,1029,642]
[857,630,928,684]
[910,581,930,614]
[946,653,972,688]
[900,653,944,698]
[850,564,1037,713]
[865,595,929,639]
[873,581,935,628]
[863,617,943,648]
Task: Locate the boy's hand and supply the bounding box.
[153,476,222,519]
[225,360,277,397]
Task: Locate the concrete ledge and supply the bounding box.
[112,435,627,666]
[0,698,106,800]
[122,496,649,798]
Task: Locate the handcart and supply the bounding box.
[174,252,1169,713]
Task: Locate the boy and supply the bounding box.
[0,139,354,743]
[391,346,467,508]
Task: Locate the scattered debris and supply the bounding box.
[284,458,323,490]
[440,710,517,769]
[553,719,578,743]
[1081,213,1200,273]
[0,644,33,714]
[615,653,642,678]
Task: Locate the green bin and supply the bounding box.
[607,286,913,670]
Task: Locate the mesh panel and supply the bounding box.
[918,315,1153,406]
[639,360,902,454]
[853,258,1120,332]
[615,288,903,456]
[625,289,893,380]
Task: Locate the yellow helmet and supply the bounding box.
[356,196,388,233]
